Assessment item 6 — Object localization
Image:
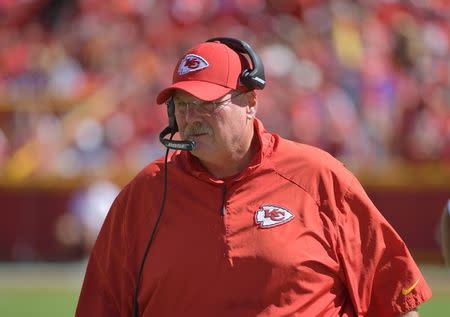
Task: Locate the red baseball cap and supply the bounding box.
[156,41,247,104]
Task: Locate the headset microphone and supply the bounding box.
[159,98,196,151]
[159,127,196,151]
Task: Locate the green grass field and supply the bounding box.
[0,262,83,317]
[0,288,79,317]
[419,294,450,316]
[0,263,448,316]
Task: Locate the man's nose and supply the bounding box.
[184,104,201,123]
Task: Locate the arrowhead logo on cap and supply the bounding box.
[156,41,243,104]
[178,54,209,75]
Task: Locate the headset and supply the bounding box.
[135,38,265,317]
[159,37,266,152]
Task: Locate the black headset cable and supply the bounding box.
[132,141,172,317]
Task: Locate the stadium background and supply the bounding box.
[0,0,449,316]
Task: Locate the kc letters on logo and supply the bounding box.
[255,205,294,228]
[178,54,209,75]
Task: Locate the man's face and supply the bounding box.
[172,90,254,162]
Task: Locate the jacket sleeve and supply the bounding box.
[335,177,432,317]
[75,187,135,317]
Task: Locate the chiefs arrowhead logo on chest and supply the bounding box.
[255,205,295,228]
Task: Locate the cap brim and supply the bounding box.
[156,81,232,104]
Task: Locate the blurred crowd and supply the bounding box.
[0,0,449,184]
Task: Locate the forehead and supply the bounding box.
[173,90,202,102]
[173,90,232,102]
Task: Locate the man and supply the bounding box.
[75,38,432,316]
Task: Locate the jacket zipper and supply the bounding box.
[220,184,227,216]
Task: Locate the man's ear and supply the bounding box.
[246,91,257,118]
[246,106,256,118]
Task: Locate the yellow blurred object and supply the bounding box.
[332,16,364,69]
[3,142,39,183]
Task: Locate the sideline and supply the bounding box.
[0,261,87,290]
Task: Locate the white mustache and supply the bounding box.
[183,124,211,138]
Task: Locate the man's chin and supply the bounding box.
[187,141,209,157]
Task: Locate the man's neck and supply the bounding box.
[201,135,258,179]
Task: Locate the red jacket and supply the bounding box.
[76,119,431,316]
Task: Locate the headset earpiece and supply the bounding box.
[206,37,266,90]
